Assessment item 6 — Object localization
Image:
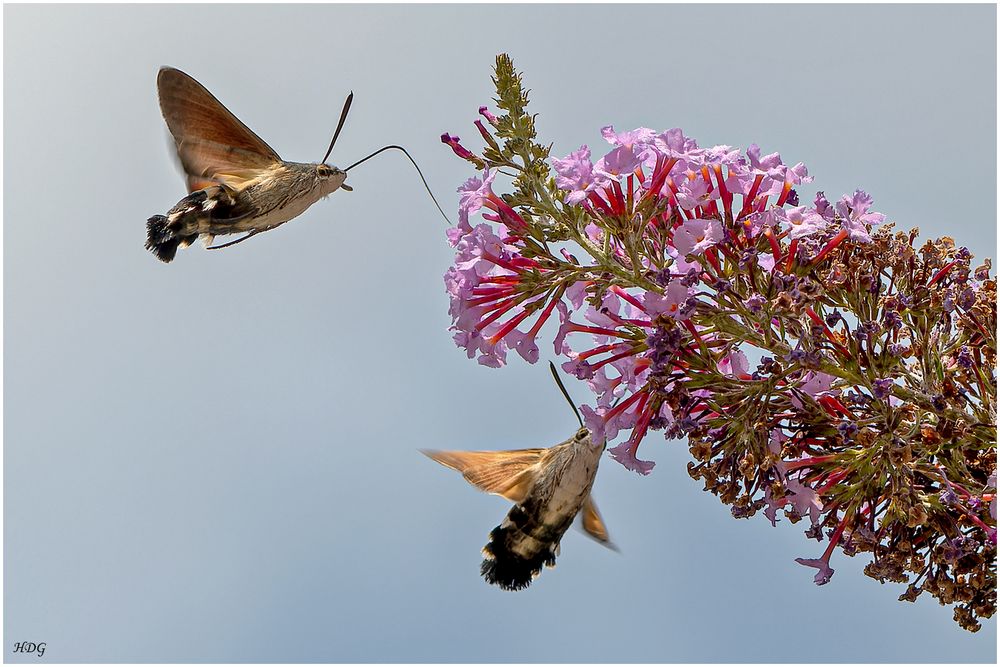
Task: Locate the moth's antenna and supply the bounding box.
[549,361,583,428]
[321,91,354,165]
[344,145,451,225]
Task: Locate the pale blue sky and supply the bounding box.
[4,4,996,662]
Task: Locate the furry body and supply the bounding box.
[424,427,610,591]
[146,163,345,262]
[146,67,348,263]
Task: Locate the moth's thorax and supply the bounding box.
[549,431,603,489]
[231,161,345,232]
[517,429,605,533]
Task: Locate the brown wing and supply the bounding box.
[157,67,282,192]
[421,449,547,503]
[580,495,617,550]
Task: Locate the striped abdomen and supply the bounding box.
[480,443,599,591]
[480,499,575,591]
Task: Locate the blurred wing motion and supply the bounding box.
[147,67,350,263]
[422,430,612,591]
[421,448,546,502]
[581,496,614,547]
[157,67,282,192]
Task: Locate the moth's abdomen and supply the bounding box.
[145,215,192,263]
[146,186,246,262]
[480,501,572,591]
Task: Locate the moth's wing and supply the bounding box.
[420,449,546,503]
[580,495,618,551]
[157,67,282,192]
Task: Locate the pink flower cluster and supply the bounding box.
[444,122,883,475]
[440,55,995,630]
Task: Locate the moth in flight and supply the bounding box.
[423,364,615,590]
[146,67,356,262]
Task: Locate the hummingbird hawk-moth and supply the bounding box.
[146,67,355,263]
[423,364,614,591]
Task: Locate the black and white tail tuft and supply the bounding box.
[146,215,192,263]
[479,504,558,591]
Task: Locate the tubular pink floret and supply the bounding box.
[929,260,959,286]
[484,194,529,232]
[812,229,849,266]
[806,307,849,357]
[478,276,520,285]
[763,227,782,263]
[822,513,850,561]
[472,285,514,296]
[479,250,525,275]
[587,190,614,215]
[474,297,520,331]
[576,342,629,361]
[712,164,733,220]
[489,307,535,344]
[588,347,643,373]
[474,119,494,145]
[775,180,793,207]
[704,248,722,275]
[611,286,646,312]
[615,392,656,465]
[525,292,564,338]
[610,181,627,215]
[566,323,633,339]
[816,469,849,495]
[603,387,648,423]
[783,455,838,472]
[784,238,799,273]
[466,289,517,308]
[818,395,854,419]
[738,174,765,219]
[641,156,668,204]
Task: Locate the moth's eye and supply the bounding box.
[317,164,331,177]
[575,429,589,442]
